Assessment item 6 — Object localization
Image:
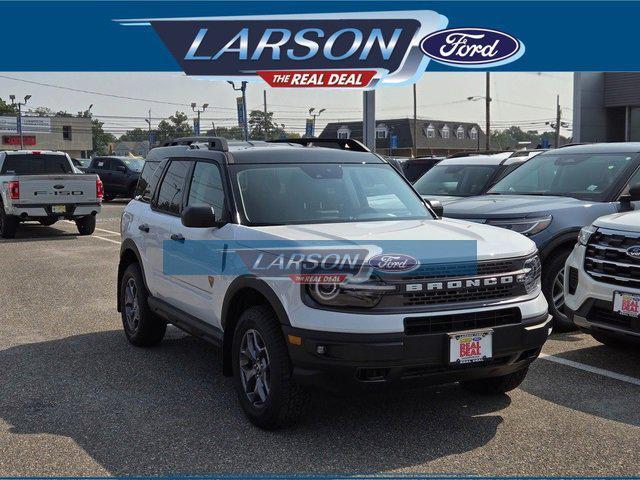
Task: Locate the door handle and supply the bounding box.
[138,224,149,233]
[170,233,185,242]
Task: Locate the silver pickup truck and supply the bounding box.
[0,150,102,238]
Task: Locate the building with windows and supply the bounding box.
[0,116,92,157]
[320,118,485,156]
[573,72,640,142]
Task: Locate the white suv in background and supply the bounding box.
[118,137,551,429]
[565,186,640,347]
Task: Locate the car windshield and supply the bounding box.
[122,158,144,171]
[413,164,499,197]
[488,152,637,201]
[234,163,431,225]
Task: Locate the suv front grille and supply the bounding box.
[584,229,640,288]
[404,307,521,335]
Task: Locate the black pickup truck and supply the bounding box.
[85,156,144,201]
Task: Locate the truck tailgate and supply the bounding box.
[12,174,100,205]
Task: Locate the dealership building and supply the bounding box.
[0,116,93,158]
[573,72,640,143]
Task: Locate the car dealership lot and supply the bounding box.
[1,201,639,476]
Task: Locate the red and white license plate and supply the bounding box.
[449,330,493,364]
[613,291,640,318]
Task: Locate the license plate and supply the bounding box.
[613,291,640,318]
[52,205,66,213]
[449,330,493,364]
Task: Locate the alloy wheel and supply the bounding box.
[239,329,271,407]
[552,268,565,311]
[124,277,140,332]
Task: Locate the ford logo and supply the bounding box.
[368,253,418,273]
[420,28,524,67]
[626,246,640,259]
[53,184,65,190]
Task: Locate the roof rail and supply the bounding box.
[267,137,370,152]
[162,136,229,152]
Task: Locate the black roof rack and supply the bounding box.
[162,136,228,152]
[267,138,370,152]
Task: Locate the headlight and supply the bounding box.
[578,225,597,246]
[306,281,395,308]
[522,255,542,294]
[486,216,552,236]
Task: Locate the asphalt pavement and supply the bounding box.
[1,201,639,476]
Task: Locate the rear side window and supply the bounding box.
[154,160,191,214]
[91,158,108,170]
[1,154,73,175]
[135,160,161,202]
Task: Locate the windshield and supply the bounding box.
[234,163,431,225]
[413,164,499,197]
[488,152,637,201]
[122,158,144,172]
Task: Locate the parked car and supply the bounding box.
[565,187,640,347]
[443,143,640,331]
[0,150,102,237]
[85,156,144,201]
[402,156,443,182]
[413,152,540,205]
[118,136,550,429]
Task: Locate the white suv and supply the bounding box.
[118,137,551,429]
[565,186,640,346]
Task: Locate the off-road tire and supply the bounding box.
[75,215,96,235]
[0,202,18,239]
[542,248,577,332]
[120,263,166,347]
[232,305,308,429]
[463,366,529,395]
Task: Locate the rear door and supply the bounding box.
[108,158,128,194]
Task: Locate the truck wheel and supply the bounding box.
[120,263,166,347]
[39,218,57,227]
[75,215,96,235]
[542,248,577,332]
[462,366,529,395]
[0,203,18,239]
[232,305,307,429]
[591,331,640,349]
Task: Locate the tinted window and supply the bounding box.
[154,160,190,214]
[187,162,225,214]
[91,158,108,170]
[1,154,73,175]
[489,153,637,201]
[135,160,161,202]
[414,164,498,197]
[109,159,125,171]
[122,158,144,172]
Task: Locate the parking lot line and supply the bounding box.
[540,353,640,387]
[91,235,121,245]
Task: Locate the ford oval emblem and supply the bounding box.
[420,28,524,68]
[626,246,640,259]
[53,184,65,190]
[368,253,418,273]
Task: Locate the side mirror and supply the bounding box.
[423,197,444,218]
[619,183,640,212]
[630,184,640,202]
[181,204,218,228]
[115,165,127,173]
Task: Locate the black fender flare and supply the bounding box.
[117,238,149,311]
[221,275,291,328]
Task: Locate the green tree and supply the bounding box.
[248,109,280,139]
[91,118,116,155]
[120,128,152,142]
[491,126,570,150]
[0,98,18,115]
[205,126,245,140]
[155,111,193,144]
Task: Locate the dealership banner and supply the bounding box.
[1,1,640,85]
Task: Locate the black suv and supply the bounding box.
[86,156,144,201]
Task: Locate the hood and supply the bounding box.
[594,210,640,232]
[235,219,537,261]
[444,194,595,219]
[423,195,465,205]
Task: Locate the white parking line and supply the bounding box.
[63,220,120,236]
[540,353,640,387]
[92,235,121,245]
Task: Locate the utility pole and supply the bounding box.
[309,107,326,136]
[412,84,417,158]
[485,72,491,151]
[211,122,217,136]
[263,90,268,140]
[9,94,31,149]
[228,81,249,141]
[555,94,561,148]
[144,109,152,149]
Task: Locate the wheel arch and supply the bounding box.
[539,229,580,262]
[117,239,149,312]
[221,276,290,376]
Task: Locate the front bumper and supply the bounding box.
[283,312,551,393]
[565,244,640,337]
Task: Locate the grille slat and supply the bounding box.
[404,307,521,335]
[585,230,640,288]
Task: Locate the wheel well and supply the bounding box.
[222,287,273,377]
[117,248,140,312]
[541,241,575,263]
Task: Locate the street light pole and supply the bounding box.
[228,81,249,141]
[144,109,152,151]
[485,72,491,151]
[10,95,31,150]
[191,102,209,136]
[308,107,326,136]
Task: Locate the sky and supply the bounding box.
[0,72,573,137]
